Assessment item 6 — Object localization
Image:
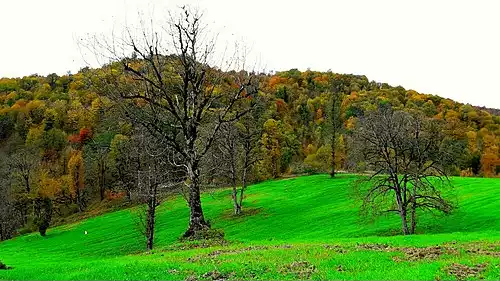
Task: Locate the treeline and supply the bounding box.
[0,61,499,241]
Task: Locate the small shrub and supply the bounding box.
[0,261,12,270]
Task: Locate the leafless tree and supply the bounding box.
[235,106,263,214]
[85,7,258,236]
[351,107,462,235]
[216,123,242,214]
[211,99,262,215]
[84,140,110,201]
[10,145,39,194]
[133,130,184,250]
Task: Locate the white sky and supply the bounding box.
[1,0,499,108]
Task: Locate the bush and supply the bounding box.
[0,261,11,270]
[34,197,53,237]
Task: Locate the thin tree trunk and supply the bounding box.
[146,185,156,251]
[230,165,239,215]
[24,175,30,193]
[395,190,409,235]
[99,159,105,201]
[229,149,240,215]
[330,138,336,178]
[75,167,83,212]
[238,166,248,214]
[330,90,339,178]
[399,209,409,235]
[232,185,240,215]
[410,203,417,234]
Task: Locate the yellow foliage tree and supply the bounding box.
[68,150,85,211]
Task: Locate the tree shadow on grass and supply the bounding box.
[220,207,264,220]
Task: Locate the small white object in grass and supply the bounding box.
[84,231,88,235]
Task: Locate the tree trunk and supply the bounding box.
[75,167,83,212]
[330,138,336,178]
[399,209,410,235]
[183,162,209,237]
[238,166,248,215]
[330,90,339,178]
[24,175,30,193]
[231,185,240,215]
[395,190,410,235]
[146,189,156,251]
[99,160,105,201]
[410,203,417,234]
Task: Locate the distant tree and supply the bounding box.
[108,134,137,200]
[236,111,263,214]
[217,123,241,214]
[68,150,85,211]
[329,78,345,177]
[133,131,184,251]
[0,114,14,140]
[351,107,462,235]
[260,119,282,178]
[84,132,113,201]
[0,152,21,241]
[10,145,39,194]
[33,197,52,236]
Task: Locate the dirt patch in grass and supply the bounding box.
[357,241,499,262]
[279,261,316,279]
[200,269,233,280]
[462,242,500,257]
[324,244,349,253]
[445,263,488,280]
[357,243,457,262]
[393,246,445,262]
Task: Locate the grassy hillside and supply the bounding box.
[0,174,499,280]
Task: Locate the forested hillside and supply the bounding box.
[1,65,499,241]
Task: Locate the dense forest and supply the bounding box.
[1,59,499,240]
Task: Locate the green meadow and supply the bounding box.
[0,174,499,280]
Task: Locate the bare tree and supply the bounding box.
[109,135,139,201]
[84,138,110,201]
[235,106,263,214]
[212,99,262,215]
[351,107,461,235]
[10,145,39,194]
[86,7,258,236]
[133,130,184,250]
[216,123,242,214]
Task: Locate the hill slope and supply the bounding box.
[0,174,499,280]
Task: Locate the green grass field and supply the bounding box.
[0,174,499,280]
